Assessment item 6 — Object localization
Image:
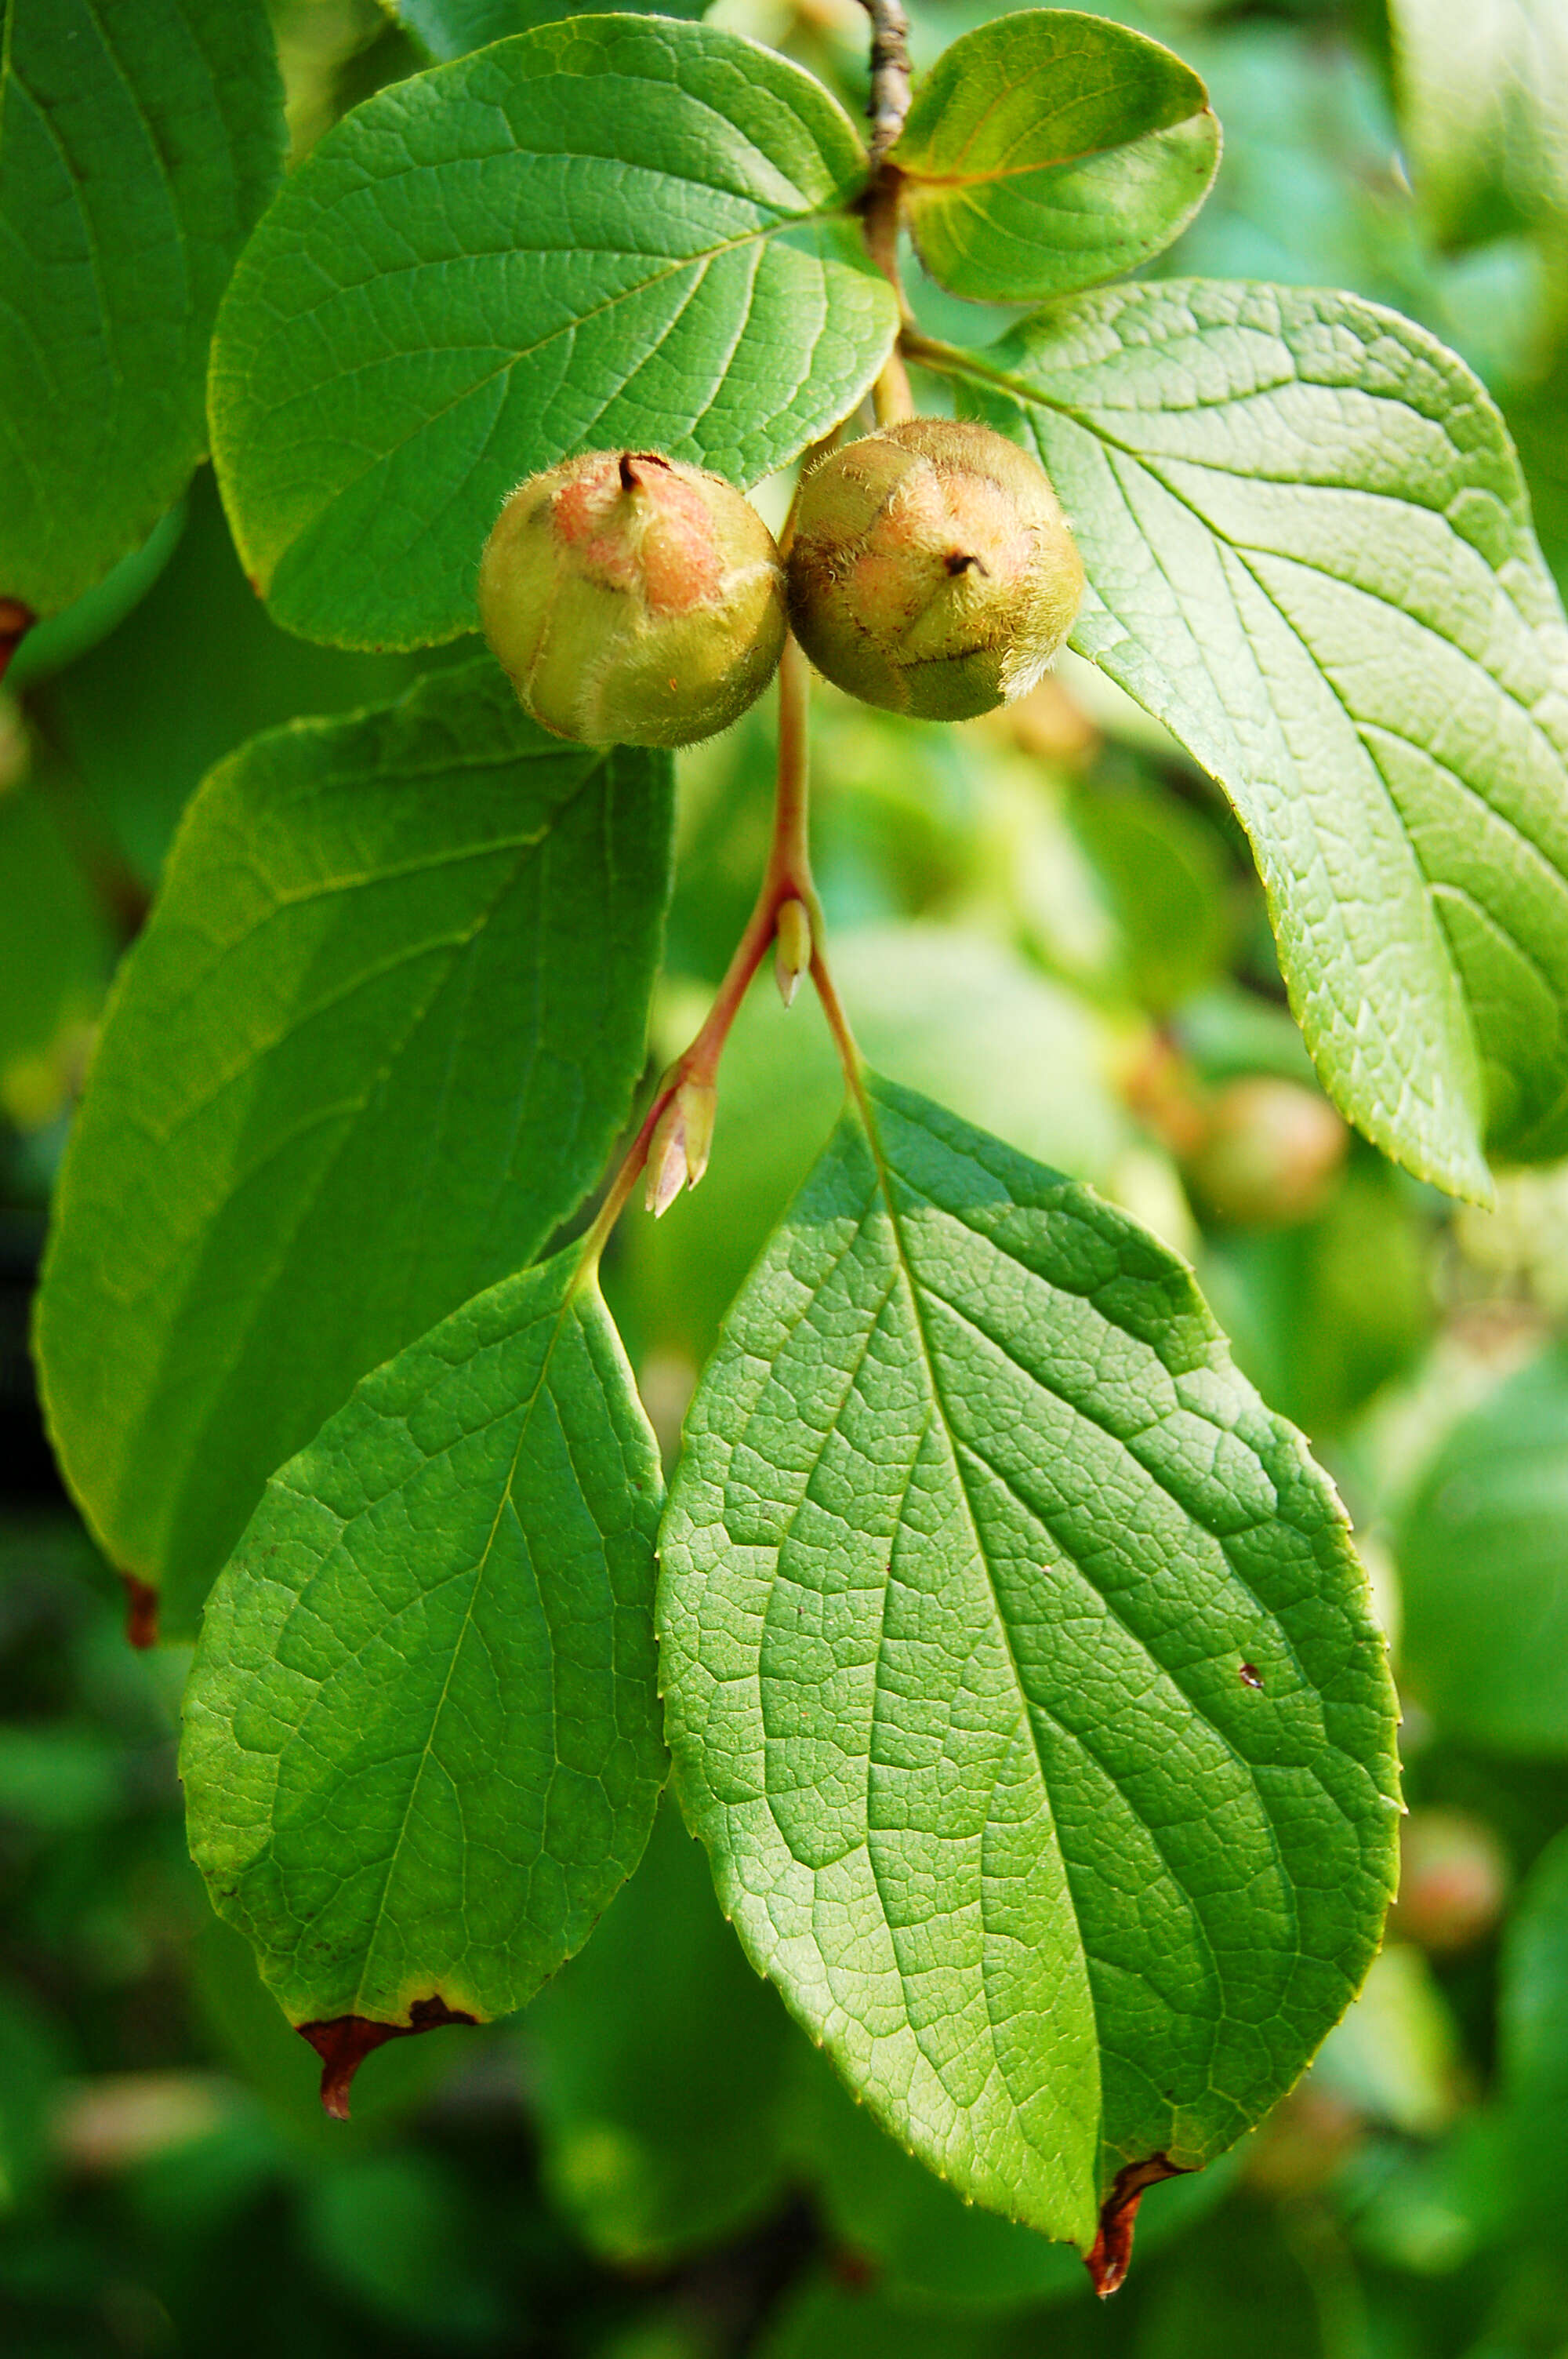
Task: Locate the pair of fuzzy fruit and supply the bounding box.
[478,420,1086,748]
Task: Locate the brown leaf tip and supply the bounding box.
[122,1575,159,1651]
[1084,2154,1189,2297]
[298,1996,478,2121]
[0,598,34,684]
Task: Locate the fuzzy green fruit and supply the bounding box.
[785,419,1084,722]
[479,451,786,748]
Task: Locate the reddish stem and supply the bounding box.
[577,638,825,1274]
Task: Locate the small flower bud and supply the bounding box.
[775,898,812,1007]
[644,1079,717,1217]
[480,451,786,748]
[785,420,1084,722]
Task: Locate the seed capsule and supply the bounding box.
[785,420,1084,722]
[479,451,786,748]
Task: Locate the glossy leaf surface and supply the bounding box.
[659,1074,1399,2244]
[182,1253,666,2040]
[895,12,1218,304]
[38,662,673,1627]
[0,0,283,614]
[211,18,898,648]
[948,282,1568,1198]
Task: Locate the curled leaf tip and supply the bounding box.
[1084,2154,1188,2296]
[298,1996,477,2121]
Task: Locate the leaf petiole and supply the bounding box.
[577,634,861,1276]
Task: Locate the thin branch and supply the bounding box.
[858,0,913,166]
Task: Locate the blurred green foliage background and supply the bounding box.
[5,0,1568,2350]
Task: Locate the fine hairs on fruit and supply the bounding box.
[786,419,1085,722]
[479,450,786,749]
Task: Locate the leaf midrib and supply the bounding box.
[1060,430,1465,1161]
[858,1097,1304,1976]
[901,111,1210,194]
[329,1274,583,2023]
[241,208,869,594]
[936,329,1566,1172]
[95,765,608,1576]
[843,1085,1104,2160]
[903,35,1203,184]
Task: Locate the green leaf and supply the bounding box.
[393,0,706,66]
[1134,2195,1345,2359]
[658,1074,1399,2246]
[524,1796,793,2266]
[790,2040,1237,2314]
[1396,1342,1568,1756]
[1310,1943,1462,2137]
[181,1252,666,2052]
[0,1976,68,2212]
[0,0,284,616]
[1200,1164,1432,1441]
[756,2276,1025,2359]
[31,470,459,889]
[211,18,898,649]
[37,660,673,1630]
[0,776,114,1132]
[1065,775,1236,1012]
[6,502,187,694]
[1498,1825,1568,2243]
[614,924,1131,1376]
[1391,0,1568,245]
[941,281,1568,1197]
[0,1725,124,1834]
[894,11,1219,304]
[302,2152,506,2339]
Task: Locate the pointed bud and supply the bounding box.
[786,420,1083,722]
[644,1079,717,1216]
[644,1096,688,1219]
[681,1081,717,1190]
[479,450,786,747]
[775,898,811,1007]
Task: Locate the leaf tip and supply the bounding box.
[0,598,34,684]
[1084,2154,1189,2297]
[122,1574,159,1651]
[298,1995,478,2121]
